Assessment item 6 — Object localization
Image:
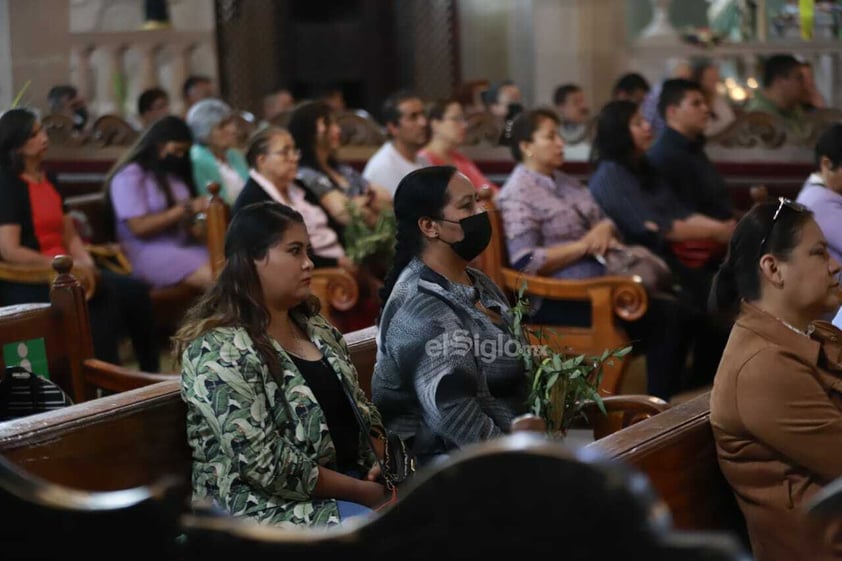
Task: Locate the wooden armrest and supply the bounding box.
[0,261,55,285]
[83,358,178,394]
[500,268,648,322]
[311,268,359,312]
[579,394,670,440]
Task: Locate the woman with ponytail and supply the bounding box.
[372,166,531,467]
[176,201,390,527]
[709,198,842,561]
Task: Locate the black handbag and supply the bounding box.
[340,378,416,490]
[0,365,73,421]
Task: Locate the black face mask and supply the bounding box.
[439,212,492,262]
[160,153,188,174]
[72,107,89,130]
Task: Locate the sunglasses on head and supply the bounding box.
[758,197,807,253]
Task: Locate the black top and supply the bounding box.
[0,170,65,252]
[288,353,360,473]
[647,127,734,220]
[232,177,343,269]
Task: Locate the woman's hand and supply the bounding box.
[582,220,616,257]
[71,263,99,300]
[365,461,382,482]
[358,479,390,508]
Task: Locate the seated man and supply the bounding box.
[137,87,170,129]
[181,75,215,115]
[648,78,735,222]
[611,72,650,105]
[639,58,692,140]
[745,54,808,138]
[482,80,523,145]
[553,83,590,160]
[262,87,295,123]
[362,90,428,196]
[46,85,90,132]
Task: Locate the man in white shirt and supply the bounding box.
[363,90,428,195]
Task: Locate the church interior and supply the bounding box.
[1,1,842,559]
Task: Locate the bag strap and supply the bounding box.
[330,357,391,484]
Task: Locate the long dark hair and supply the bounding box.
[287,100,338,174]
[0,108,38,175]
[103,116,196,237]
[379,166,457,314]
[709,200,813,316]
[590,100,640,170]
[105,115,196,204]
[174,201,319,380]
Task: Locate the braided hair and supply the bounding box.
[378,166,457,317]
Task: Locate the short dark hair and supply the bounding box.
[47,85,77,112]
[657,78,703,119]
[182,75,212,100]
[553,84,582,107]
[245,126,288,169]
[762,54,801,88]
[507,108,560,162]
[137,87,168,116]
[612,73,650,98]
[380,89,419,127]
[815,123,842,170]
[481,80,515,107]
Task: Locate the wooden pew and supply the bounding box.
[0,326,666,496]
[0,256,174,404]
[180,433,749,560]
[585,390,748,541]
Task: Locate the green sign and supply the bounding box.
[3,338,49,379]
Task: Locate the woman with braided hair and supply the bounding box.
[372,166,531,467]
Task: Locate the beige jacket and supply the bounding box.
[711,302,842,561]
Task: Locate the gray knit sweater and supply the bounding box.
[372,258,528,464]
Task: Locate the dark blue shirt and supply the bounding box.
[588,159,691,256]
[647,127,734,220]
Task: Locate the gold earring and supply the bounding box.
[525,151,532,158]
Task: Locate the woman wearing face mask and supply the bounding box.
[106,115,212,290]
[372,166,530,466]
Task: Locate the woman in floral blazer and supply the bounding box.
[176,201,389,527]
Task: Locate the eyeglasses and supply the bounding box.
[758,197,807,253]
[268,148,301,160]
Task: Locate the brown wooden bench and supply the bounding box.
[585,390,747,541]
[0,256,174,404]
[0,323,669,494]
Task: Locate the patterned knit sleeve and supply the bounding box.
[181,329,320,502]
[388,301,506,447]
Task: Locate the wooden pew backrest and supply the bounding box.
[0,380,189,491]
[585,391,748,542]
